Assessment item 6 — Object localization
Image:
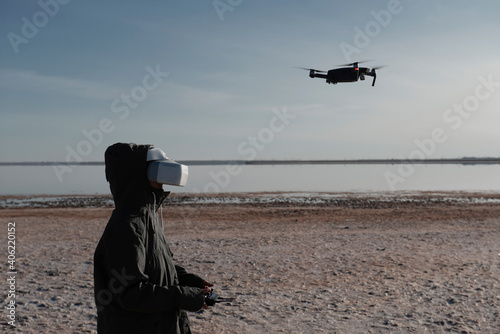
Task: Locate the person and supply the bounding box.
[94,142,213,334]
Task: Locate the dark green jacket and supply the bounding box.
[94,143,205,334]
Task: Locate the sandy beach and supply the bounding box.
[1,192,499,333]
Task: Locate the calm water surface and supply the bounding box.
[1,165,500,195]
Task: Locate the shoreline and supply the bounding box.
[2,190,500,209]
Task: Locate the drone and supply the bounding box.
[298,61,384,86]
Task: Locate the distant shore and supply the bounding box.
[2,157,500,166]
[2,190,500,209]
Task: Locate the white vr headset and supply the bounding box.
[146,146,188,187]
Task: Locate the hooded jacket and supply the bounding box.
[94,143,206,334]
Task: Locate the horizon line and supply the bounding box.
[2,157,500,166]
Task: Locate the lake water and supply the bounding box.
[1,164,500,195]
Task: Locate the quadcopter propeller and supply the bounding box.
[366,65,386,76]
[295,67,326,73]
[337,60,374,67]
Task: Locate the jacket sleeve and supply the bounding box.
[175,265,206,288]
[100,218,205,313]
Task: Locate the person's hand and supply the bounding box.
[201,281,215,309]
[201,281,214,294]
[202,281,214,289]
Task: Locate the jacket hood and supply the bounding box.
[105,142,165,209]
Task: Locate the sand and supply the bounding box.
[1,192,499,333]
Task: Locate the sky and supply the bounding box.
[1,0,500,194]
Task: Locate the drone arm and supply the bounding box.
[368,69,377,86]
[313,73,328,79]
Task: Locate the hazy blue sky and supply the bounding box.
[1,0,500,194]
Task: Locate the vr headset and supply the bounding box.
[146,146,188,187]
